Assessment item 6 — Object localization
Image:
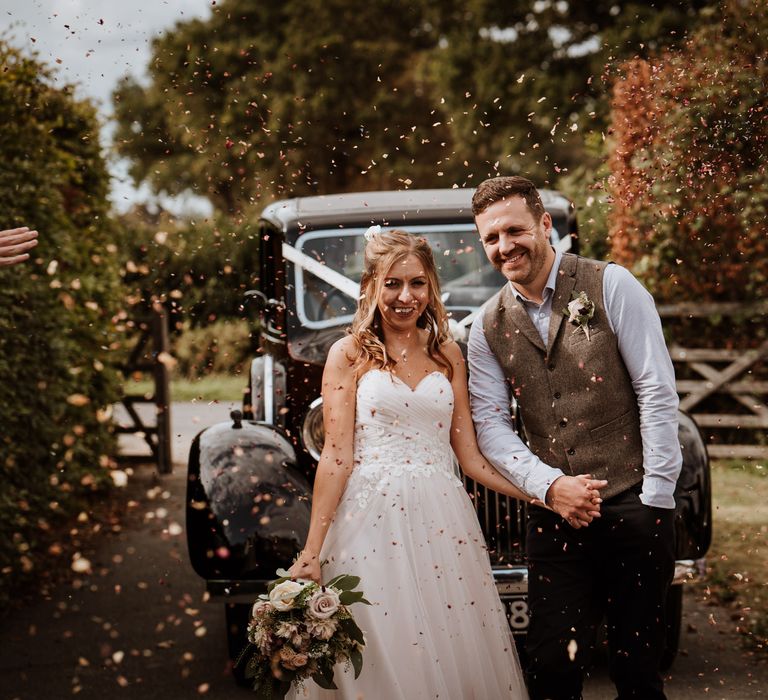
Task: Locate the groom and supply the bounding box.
[467,176,681,699]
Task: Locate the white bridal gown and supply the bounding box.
[290,369,528,700]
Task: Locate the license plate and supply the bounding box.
[502,596,530,634]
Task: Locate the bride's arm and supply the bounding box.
[289,337,358,582]
[444,341,534,501]
[445,341,605,507]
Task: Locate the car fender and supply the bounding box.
[674,410,712,559]
[186,414,311,581]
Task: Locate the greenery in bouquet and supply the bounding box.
[237,569,370,699]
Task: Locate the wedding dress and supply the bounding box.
[289,368,528,699]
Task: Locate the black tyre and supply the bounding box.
[225,602,252,686]
[660,585,683,671]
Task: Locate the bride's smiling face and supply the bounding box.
[377,254,430,331]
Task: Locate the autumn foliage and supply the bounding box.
[607,2,768,304]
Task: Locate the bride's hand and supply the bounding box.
[289,549,321,583]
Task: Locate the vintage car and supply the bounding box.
[186,188,711,679]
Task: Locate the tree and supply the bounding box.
[114,0,714,213]
[113,0,453,212]
[414,0,713,184]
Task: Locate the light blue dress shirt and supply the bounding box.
[468,250,682,509]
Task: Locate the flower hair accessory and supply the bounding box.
[563,291,595,340]
[364,225,382,242]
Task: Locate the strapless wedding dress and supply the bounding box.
[289,369,527,699]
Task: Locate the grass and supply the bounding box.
[122,373,248,402]
[699,459,768,652]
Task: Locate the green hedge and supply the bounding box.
[0,44,122,608]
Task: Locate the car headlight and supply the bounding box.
[301,397,325,461]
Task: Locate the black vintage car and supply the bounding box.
[186,188,711,677]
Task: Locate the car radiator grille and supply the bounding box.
[463,476,528,566]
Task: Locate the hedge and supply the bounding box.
[0,43,122,608]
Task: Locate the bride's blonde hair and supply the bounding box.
[349,228,453,379]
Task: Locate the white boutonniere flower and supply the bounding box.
[563,291,595,340]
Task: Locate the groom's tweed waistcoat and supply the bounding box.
[483,253,643,499]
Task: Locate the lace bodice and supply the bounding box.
[345,369,462,508]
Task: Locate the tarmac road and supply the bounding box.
[1,402,766,699]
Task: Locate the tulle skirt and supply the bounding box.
[288,469,528,700]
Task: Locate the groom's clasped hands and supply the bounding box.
[539,473,608,529]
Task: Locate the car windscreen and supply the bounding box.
[293,222,564,330]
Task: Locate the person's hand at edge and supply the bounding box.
[0,227,38,267]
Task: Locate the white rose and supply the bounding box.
[307,588,341,619]
[269,580,305,611]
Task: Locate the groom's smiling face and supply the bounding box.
[475,195,554,296]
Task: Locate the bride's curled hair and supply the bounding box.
[349,228,453,379]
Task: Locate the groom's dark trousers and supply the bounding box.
[525,483,675,700]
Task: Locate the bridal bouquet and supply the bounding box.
[237,569,369,698]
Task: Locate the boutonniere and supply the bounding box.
[563,291,595,340]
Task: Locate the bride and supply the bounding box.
[288,228,599,699]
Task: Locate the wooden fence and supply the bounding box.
[658,302,768,460]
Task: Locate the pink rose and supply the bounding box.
[251,599,272,617]
[307,588,341,619]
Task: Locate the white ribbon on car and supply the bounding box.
[281,242,360,301]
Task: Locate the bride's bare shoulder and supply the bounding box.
[323,335,356,375]
[329,334,358,357]
[441,339,463,362]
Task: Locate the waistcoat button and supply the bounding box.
[554,392,562,399]
[567,448,575,455]
[559,419,567,427]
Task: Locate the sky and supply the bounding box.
[1,0,214,213]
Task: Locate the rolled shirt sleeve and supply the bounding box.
[467,313,564,502]
[603,264,682,509]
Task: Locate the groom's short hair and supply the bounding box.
[472,176,545,220]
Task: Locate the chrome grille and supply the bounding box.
[463,476,528,565]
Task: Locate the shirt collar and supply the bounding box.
[509,247,563,304]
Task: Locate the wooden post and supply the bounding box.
[152,305,172,474]
[117,306,172,473]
